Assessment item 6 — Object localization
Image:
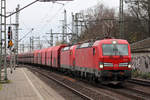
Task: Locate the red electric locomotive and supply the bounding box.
[60,39,131,84]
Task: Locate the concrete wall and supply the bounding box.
[131,53,150,73]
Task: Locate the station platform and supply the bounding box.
[0,67,65,100]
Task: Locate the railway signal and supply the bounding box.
[8,40,13,47]
[7,26,13,48]
[8,26,12,39]
[8,40,13,48]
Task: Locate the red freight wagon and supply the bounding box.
[20,53,24,63]
[51,44,66,68]
[30,52,34,64]
[24,53,28,63]
[45,47,52,66]
[60,46,71,69]
[21,54,24,63]
[17,54,20,63]
[34,50,40,64]
[37,50,42,65]
[28,52,31,64]
[41,48,48,65]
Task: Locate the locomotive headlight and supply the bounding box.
[99,62,103,68]
[112,41,117,44]
[128,64,131,68]
[99,62,104,68]
[99,64,103,68]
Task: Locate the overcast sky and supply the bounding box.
[6,0,120,49]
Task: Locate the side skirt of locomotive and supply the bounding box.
[61,65,131,84]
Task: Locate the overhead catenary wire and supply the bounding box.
[18,28,34,42]
[37,1,70,38]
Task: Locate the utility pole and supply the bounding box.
[72,12,75,35]
[56,34,58,42]
[50,29,53,46]
[119,0,124,39]
[0,0,2,81]
[75,13,79,38]
[29,37,34,51]
[62,21,65,43]
[13,5,19,69]
[71,12,77,43]
[32,36,34,51]
[148,0,150,37]
[61,9,67,43]
[22,44,25,53]
[16,5,19,65]
[46,29,53,46]
[64,9,67,41]
[39,36,41,49]
[30,37,32,52]
[0,0,7,80]
[22,44,24,53]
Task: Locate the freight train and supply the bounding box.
[17,38,132,84]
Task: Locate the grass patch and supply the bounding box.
[0,84,2,91]
[0,80,11,84]
[132,69,150,80]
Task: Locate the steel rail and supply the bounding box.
[128,78,150,87]
[23,65,150,100]
[27,66,93,100]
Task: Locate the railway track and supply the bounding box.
[26,65,114,100]
[109,86,150,100]
[86,81,150,100]
[24,65,150,100]
[128,78,150,86]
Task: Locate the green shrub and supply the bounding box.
[140,72,150,79]
[0,84,2,91]
[132,69,150,79]
[132,69,140,77]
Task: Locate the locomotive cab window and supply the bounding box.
[78,43,93,49]
[80,43,89,48]
[62,47,70,51]
[102,44,128,56]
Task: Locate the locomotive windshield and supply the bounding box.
[102,44,128,56]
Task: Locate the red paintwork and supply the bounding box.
[45,47,52,66]
[34,50,40,64]
[75,47,95,69]
[17,39,131,82]
[75,39,131,71]
[28,52,33,64]
[41,48,48,65]
[60,45,77,68]
[51,44,67,68]
[93,39,131,71]
[70,45,77,67]
[37,50,42,65]
[60,47,71,67]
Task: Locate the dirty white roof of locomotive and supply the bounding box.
[93,39,129,46]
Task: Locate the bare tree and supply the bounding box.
[77,3,117,42]
[125,0,150,38]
